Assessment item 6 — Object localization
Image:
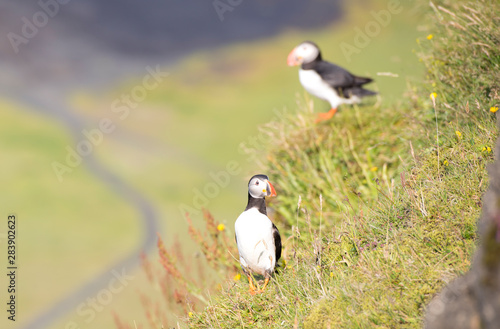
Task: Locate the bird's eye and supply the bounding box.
[255,181,259,185]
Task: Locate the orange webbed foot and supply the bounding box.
[247,277,270,295]
[253,278,270,294]
[247,275,258,295]
[315,108,338,123]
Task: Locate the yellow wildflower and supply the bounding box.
[430,92,437,100]
[217,223,225,232]
[188,312,193,318]
[482,147,486,152]
[233,273,241,281]
[427,34,433,40]
[330,272,334,278]
[443,160,449,166]
[455,130,462,139]
[490,106,499,113]
[370,167,378,172]
[488,147,492,153]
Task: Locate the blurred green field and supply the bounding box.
[0,101,142,328]
[0,1,424,328]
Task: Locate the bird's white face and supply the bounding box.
[248,176,277,199]
[287,42,320,66]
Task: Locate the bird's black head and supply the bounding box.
[247,174,277,199]
[245,174,277,214]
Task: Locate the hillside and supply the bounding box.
[128,0,500,328]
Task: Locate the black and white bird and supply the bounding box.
[234,174,281,294]
[287,41,377,122]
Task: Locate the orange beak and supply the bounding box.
[287,48,299,66]
[266,180,277,197]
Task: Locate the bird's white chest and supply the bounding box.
[299,69,343,108]
[234,208,276,275]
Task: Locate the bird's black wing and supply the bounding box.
[272,223,282,263]
[313,60,372,89]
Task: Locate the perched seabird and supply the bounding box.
[287,41,377,122]
[234,174,281,294]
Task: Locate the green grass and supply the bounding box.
[172,0,500,328]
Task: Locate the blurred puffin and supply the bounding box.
[287,41,377,123]
[234,174,281,294]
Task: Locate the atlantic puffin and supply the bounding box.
[287,41,377,122]
[234,174,281,294]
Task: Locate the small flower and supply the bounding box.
[482,147,486,152]
[455,130,462,139]
[430,92,437,100]
[443,160,449,166]
[233,273,241,281]
[217,223,225,232]
[330,272,334,278]
[188,312,193,318]
[427,34,433,40]
[488,147,492,153]
[490,106,499,113]
[370,167,378,172]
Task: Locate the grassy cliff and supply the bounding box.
[178,0,499,328]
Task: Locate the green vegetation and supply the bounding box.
[151,0,499,327]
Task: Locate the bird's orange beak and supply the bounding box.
[287,48,299,66]
[266,180,277,197]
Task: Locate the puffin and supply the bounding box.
[287,41,377,123]
[234,174,281,294]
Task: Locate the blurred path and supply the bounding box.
[4,89,160,329]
